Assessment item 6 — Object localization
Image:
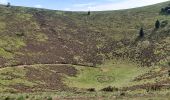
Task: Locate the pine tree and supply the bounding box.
[6,2,11,7]
[155,20,160,29]
[88,11,90,15]
[139,28,144,38]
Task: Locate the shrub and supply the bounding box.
[161,20,168,27]
[168,70,170,77]
[101,86,118,92]
[168,62,170,66]
[87,88,96,92]
[146,85,161,92]
[4,96,10,100]
[16,32,24,37]
[120,92,125,96]
[25,95,29,99]
[161,8,165,12]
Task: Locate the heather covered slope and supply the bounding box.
[0,1,169,67]
[0,1,169,97]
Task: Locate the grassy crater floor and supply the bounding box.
[66,59,149,90]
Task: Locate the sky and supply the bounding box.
[0,0,169,11]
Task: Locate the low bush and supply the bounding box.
[161,20,168,27]
[168,70,170,77]
[120,92,126,96]
[168,62,170,66]
[101,86,118,92]
[87,88,96,92]
[4,97,10,100]
[146,85,161,92]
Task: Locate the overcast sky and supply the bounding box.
[0,0,169,11]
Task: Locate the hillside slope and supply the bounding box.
[0,1,169,67]
[0,1,169,96]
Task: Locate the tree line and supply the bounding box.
[161,6,170,14]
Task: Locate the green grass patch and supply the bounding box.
[65,59,149,90]
[0,22,6,32]
[0,67,36,92]
[0,48,13,59]
[0,36,25,59]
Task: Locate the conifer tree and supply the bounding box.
[6,2,11,7]
[139,27,144,38]
[88,11,90,15]
[155,20,160,29]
